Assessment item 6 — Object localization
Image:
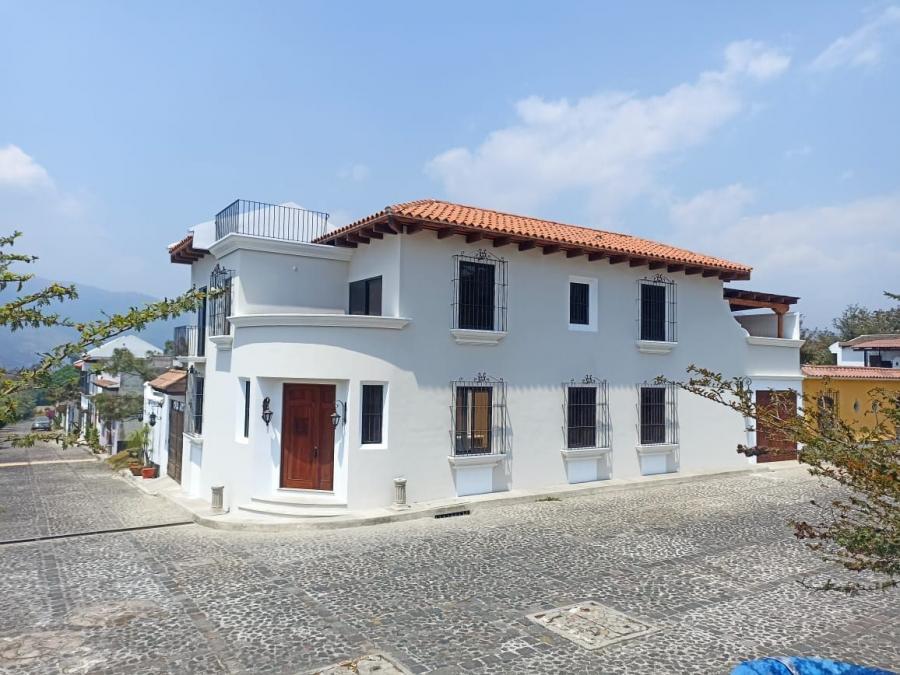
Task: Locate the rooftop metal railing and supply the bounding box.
[214,199,330,243]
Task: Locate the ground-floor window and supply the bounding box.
[242,379,251,438]
[360,384,384,445]
[638,383,677,445]
[451,373,506,456]
[186,370,204,435]
[564,376,610,449]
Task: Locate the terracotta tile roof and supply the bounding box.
[94,377,119,389]
[317,199,752,278]
[848,337,900,350]
[802,365,900,380]
[169,233,208,265]
[148,369,187,394]
[838,333,900,347]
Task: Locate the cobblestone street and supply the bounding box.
[1,432,897,674]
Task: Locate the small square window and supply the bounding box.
[349,277,382,316]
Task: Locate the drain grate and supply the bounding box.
[527,601,658,650]
[434,509,471,519]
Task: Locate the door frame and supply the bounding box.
[277,381,341,491]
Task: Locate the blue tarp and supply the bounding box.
[732,657,896,675]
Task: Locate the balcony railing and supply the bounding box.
[215,199,330,244]
[173,325,204,357]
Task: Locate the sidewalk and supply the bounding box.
[120,461,804,533]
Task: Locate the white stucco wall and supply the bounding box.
[179,230,802,511]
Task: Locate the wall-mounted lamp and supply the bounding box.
[137,410,144,422]
[261,396,273,428]
[148,411,157,427]
[331,400,346,428]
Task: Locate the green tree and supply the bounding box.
[800,293,900,364]
[660,366,899,592]
[0,231,210,446]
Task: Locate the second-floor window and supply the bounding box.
[638,383,677,445]
[208,265,234,337]
[349,276,382,316]
[639,275,676,342]
[569,282,589,325]
[452,250,508,332]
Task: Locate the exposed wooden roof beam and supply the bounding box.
[334,237,357,248]
[629,258,647,267]
[404,222,423,234]
[492,237,512,248]
[362,228,383,240]
[702,269,719,278]
[542,245,560,255]
[684,267,702,275]
[436,228,455,239]
[566,249,585,258]
[465,232,482,243]
[667,264,684,273]
[372,222,398,235]
[588,252,606,261]
[608,255,627,264]
[648,261,666,270]
[518,241,536,251]
[346,233,369,245]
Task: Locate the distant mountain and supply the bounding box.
[0,277,184,369]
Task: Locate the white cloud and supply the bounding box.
[668,191,900,325]
[811,6,900,71]
[338,163,370,182]
[426,41,789,223]
[784,145,812,159]
[669,183,755,231]
[0,145,53,190]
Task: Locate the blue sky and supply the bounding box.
[1,1,898,326]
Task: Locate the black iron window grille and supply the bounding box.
[196,286,207,357]
[215,199,330,243]
[186,370,205,435]
[79,368,91,395]
[173,325,200,357]
[638,274,677,342]
[637,382,678,445]
[360,384,384,445]
[451,250,508,332]
[569,282,590,325]
[349,276,382,316]
[208,266,234,337]
[817,389,840,433]
[562,375,610,449]
[450,373,507,456]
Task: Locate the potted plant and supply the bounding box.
[125,425,152,477]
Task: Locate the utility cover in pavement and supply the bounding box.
[314,653,409,674]
[527,601,658,650]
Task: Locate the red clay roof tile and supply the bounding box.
[802,365,900,380]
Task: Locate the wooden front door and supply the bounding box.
[755,390,797,462]
[167,400,185,482]
[280,384,335,490]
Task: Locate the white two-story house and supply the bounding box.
[166,199,802,517]
[829,334,900,369]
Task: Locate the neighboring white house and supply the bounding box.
[76,334,165,452]
[165,198,803,517]
[143,369,187,481]
[829,334,900,369]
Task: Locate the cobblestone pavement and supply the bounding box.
[1,432,897,674]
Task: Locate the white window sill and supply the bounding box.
[636,340,677,354]
[209,335,233,350]
[568,323,597,333]
[184,432,203,444]
[447,453,506,468]
[450,329,508,345]
[746,336,804,348]
[360,443,388,450]
[561,446,611,460]
[635,443,678,455]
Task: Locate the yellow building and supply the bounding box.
[802,365,900,437]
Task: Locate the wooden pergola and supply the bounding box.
[723,288,800,339]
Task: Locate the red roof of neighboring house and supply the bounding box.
[802,365,900,380]
[838,333,900,348]
[848,337,900,350]
[94,377,119,389]
[316,199,752,280]
[148,369,187,394]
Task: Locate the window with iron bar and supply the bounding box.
[207,266,234,338]
[186,371,204,435]
[360,384,384,445]
[563,376,610,449]
[638,382,677,445]
[451,250,508,332]
[450,373,507,456]
[638,275,677,342]
[569,282,590,326]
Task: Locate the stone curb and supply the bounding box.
[131,461,804,534]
